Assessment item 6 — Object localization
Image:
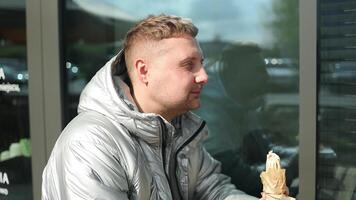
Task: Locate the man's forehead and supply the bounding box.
[153,37,203,57]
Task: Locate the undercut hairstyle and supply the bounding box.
[124,14,198,53]
[123,14,199,72]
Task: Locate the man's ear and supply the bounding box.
[134,59,149,84]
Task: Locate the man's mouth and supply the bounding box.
[191,90,201,95]
[191,86,203,96]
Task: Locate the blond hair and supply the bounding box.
[124,14,198,53]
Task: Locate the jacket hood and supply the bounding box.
[78,50,164,144]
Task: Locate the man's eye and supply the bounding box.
[183,62,194,69]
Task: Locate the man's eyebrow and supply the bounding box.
[179,56,204,64]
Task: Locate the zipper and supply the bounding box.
[157,117,174,198]
[169,120,206,200]
[159,117,168,171]
[158,116,206,200]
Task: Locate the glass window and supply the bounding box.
[0,1,33,199]
[317,1,356,199]
[62,0,299,197]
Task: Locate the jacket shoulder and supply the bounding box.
[54,111,139,177]
[61,111,132,147]
[42,111,141,198]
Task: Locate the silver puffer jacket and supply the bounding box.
[42,52,257,200]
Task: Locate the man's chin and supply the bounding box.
[188,101,201,110]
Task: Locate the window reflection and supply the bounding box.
[0,1,32,199]
[63,0,299,197]
[317,1,356,199]
[196,42,298,196]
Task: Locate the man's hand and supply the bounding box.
[260,192,266,200]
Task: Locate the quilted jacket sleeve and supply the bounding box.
[42,138,130,200]
[194,146,259,200]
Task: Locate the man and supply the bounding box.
[42,14,259,200]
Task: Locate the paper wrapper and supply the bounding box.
[260,151,295,200]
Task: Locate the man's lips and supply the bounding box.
[191,86,203,95]
[191,90,201,95]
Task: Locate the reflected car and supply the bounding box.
[322,61,356,94]
[264,58,299,93]
[0,58,28,84]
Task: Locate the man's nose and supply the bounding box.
[195,67,209,84]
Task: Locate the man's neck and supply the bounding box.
[131,87,175,122]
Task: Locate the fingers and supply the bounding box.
[259,192,266,200]
[284,186,290,196]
